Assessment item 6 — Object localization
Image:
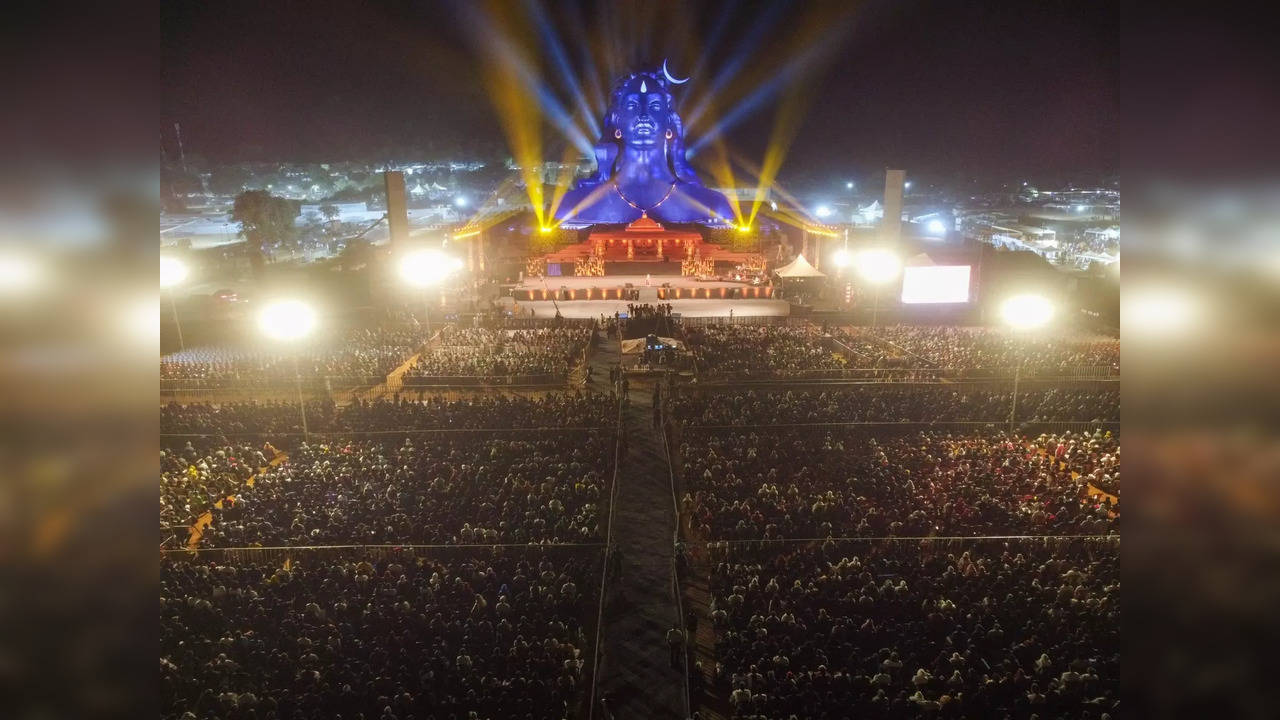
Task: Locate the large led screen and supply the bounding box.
[900,265,972,304]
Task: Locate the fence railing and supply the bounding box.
[691,365,1119,384]
[677,315,805,327]
[161,542,606,563]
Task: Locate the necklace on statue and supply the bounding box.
[613,180,677,212]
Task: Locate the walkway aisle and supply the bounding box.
[593,345,687,718]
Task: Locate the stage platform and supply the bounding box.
[514,275,760,291]
[503,277,787,318]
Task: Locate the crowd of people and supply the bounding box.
[685,325,848,377]
[404,327,591,382]
[162,552,594,719]
[162,327,427,387]
[622,303,674,319]
[193,432,610,548]
[159,310,1120,719]
[708,540,1119,718]
[162,393,616,438]
[161,438,275,540]
[678,428,1119,542]
[834,325,1120,373]
[670,386,1119,426]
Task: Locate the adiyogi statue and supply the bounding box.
[555,63,737,228]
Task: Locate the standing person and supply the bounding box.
[667,626,685,669]
[729,308,734,319]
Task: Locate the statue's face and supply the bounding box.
[616,83,671,148]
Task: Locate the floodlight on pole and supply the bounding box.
[258,299,318,341]
[999,293,1054,426]
[159,256,189,351]
[399,248,463,288]
[159,257,189,288]
[853,249,900,328]
[257,299,318,438]
[399,248,463,334]
[853,249,901,285]
[1000,294,1055,330]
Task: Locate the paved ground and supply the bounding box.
[586,329,688,719]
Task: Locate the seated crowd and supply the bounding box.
[835,325,1119,373]
[404,327,591,381]
[193,433,610,548]
[162,552,593,720]
[686,326,848,377]
[162,327,427,387]
[160,393,616,538]
[709,540,1119,719]
[671,387,1119,426]
[679,428,1119,542]
[162,393,615,437]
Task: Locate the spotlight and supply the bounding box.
[927,219,946,234]
[846,181,854,189]
[832,249,851,268]
[736,224,751,233]
[815,205,832,218]
[399,248,463,288]
[1000,294,1055,330]
[853,249,901,285]
[159,257,189,288]
[540,226,552,234]
[455,196,468,208]
[258,299,318,341]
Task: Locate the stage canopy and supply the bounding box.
[773,254,826,278]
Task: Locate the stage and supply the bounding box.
[503,276,788,318]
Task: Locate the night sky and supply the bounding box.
[162,0,1117,184]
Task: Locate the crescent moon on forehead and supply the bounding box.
[662,59,689,85]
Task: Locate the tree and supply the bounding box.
[231,190,299,280]
[319,203,340,228]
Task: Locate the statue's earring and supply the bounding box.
[615,129,622,139]
[665,129,674,140]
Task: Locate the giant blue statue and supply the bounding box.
[555,63,736,228]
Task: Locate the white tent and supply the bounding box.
[773,254,826,278]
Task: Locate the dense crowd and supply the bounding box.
[679,428,1119,542]
[162,553,594,720]
[162,393,616,438]
[161,438,275,538]
[837,326,1119,373]
[686,326,848,377]
[671,386,1119,426]
[404,327,591,381]
[709,540,1119,719]
[195,433,610,548]
[162,328,427,387]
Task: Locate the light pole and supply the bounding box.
[160,257,189,351]
[853,249,901,330]
[399,248,464,339]
[1000,294,1055,427]
[259,299,318,439]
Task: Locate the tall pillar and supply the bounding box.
[384,171,408,251]
[883,169,905,245]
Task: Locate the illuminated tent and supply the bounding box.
[620,337,682,354]
[773,254,826,278]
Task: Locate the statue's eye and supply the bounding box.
[626,101,638,110]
